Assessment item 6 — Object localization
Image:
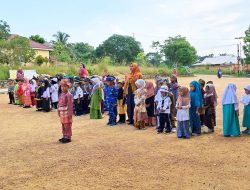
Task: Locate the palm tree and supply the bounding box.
[52,31,70,45]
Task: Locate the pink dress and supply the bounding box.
[22,83,32,106]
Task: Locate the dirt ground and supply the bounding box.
[0,75,249,190]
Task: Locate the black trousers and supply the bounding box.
[36,99,43,111]
[205,113,215,130]
[51,102,58,109]
[74,99,83,116]
[158,113,172,133]
[82,95,90,114]
[43,98,51,112]
[8,92,15,104]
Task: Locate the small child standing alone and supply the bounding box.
[117,81,126,124]
[240,85,250,135]
[58,79,73,143]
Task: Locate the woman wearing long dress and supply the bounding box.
[124,63,142,125]
[222,83,240,137]
[90,78,102,119]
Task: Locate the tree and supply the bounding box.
[67,42,95,62]
[30,34,45,44]
[96,34,142,63]
[8,36,35,65]
[0,20,10,40]
[52,31,70,45]
[145,52,162,66]
[243,26,250,64]
[161,35,197,66]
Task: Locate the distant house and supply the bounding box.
[192,55,238,68]
[10,34,53,60]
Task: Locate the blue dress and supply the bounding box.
[189,81,203,134]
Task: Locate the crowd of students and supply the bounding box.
[6,63,250,143]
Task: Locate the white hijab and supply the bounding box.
[135,79,146,91]
[222,83,238,105]
[240,84,250,106]
[30,79,37,92]
[91,78,101,94]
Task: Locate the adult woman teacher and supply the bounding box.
[124,62,143,125]
[79,63,89,78]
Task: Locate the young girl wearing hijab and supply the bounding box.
[145,81,155,127]
[117,81,126,124]
[22,78,32,108]
[189,81,203,136]
[58,79,73,143]
[50,78,59,110]
[42,80,51,112]
[222,83,240,137]
[204,84,216,133]
[90,78,103,119]
[170,74,179,102]
[176,87,191,138]
[134,79,147,130]
[30,79,37,106]
[240,85,250,135]
[124,63,143,125]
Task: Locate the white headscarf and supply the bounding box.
[222,83,238,105]
[135,79,146,90]
[91,78,101,94]
[240,84,250,106]
[30,79,37,93]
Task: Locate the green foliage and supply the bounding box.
[0,20,10,40]
[0,36,35,65]
[243,26,250,64]
[67,42,95,62]
[0,65,9,80]
[35,55,48,66]
[52,31,70,45]
[30,35,45,44]
[161,35,197,66]
[51,42,72,63]
[96,34,142,63]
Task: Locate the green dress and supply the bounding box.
[223,104,240,137]
[242,104,250,129]
[90,88,102,119]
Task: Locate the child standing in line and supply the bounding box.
[117,81,126,124]
[42,80,51,112]
[134,79,148,130]
[170,74,179,102]
[222,83,240,137]
[50,78,59,110]
[145,81,155,127]
[154,78,164,130]
[73,80,83,116]
[35,79,43,111]
[58,79,73,143]
[16,79,24,106]
[81,78,92,114]
[240,85,250,135]
[30,79,37,106]
[204,84,216,133]
[14,80,20,105]
[7,79,15,104]
[106,76,118,126]
[198,79,206,127]
[22,78,32,108]
[157,85,172,134]
[90,78,103,119]
[176,87,191,139]
[189,81,203,136]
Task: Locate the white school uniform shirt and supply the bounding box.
[176,102,191,121]
[74,87,83,100]
[50,84,59,103]
[42,88,50,98]
[157,96,171,114]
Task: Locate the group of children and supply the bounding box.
[7,71,250,143]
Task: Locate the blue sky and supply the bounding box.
[1,0,250,56]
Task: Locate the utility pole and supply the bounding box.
[237,44,240,77]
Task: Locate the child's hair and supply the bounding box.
[198,79,206,87]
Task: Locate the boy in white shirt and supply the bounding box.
[74,80,83,116]
[50,78,59,109]
[157,85,172,134]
